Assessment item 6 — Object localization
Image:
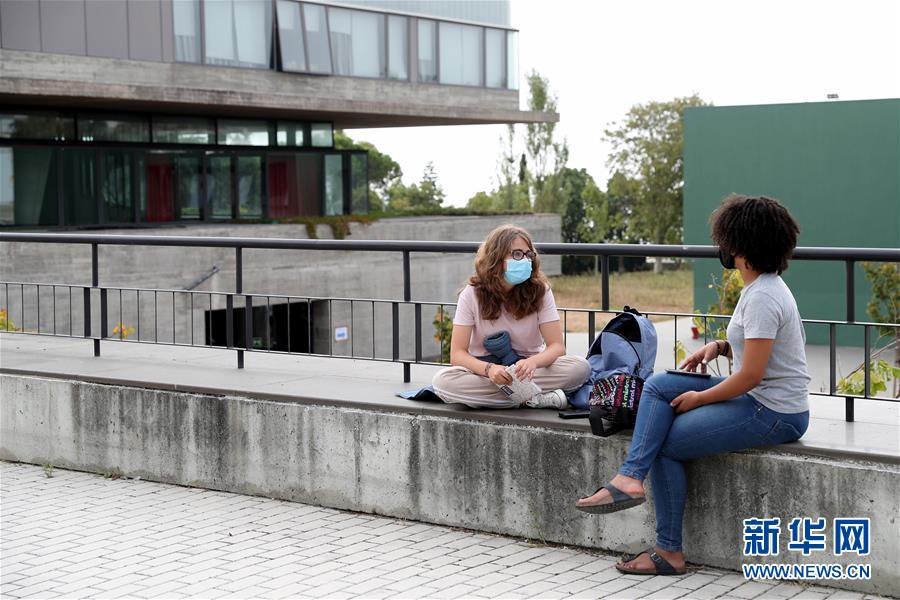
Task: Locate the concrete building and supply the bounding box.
[0,0,554,227]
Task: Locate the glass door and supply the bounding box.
[174,154,202,219]
[145,151,201,221]
[100,149,134,223]
[206,152,233,219]
[236,153,264,219]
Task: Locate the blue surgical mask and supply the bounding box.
[504,258,532,285]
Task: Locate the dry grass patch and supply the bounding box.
[550,269,694,332]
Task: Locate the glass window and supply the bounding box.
[173,0,201,63]
[237,155,263,218]
[485,29,505,89]
[350,153,368,214]
[0,147,59,226]
[507,31,519,90]
[276,122,306,147]
[62,149,97,226]
[100,151,134,223]
[78,115,149,143]
[276,0,306,71]
[303,3,332,74]
[0,148,12,225]
[329,8,385,78]
[136,153,147,221]
[206,153,233,219]
[417,19,437,83]
[310,123,333,147]
[268,153,321,217]
[323,154,343,216]
[217,120,274,146]
[174,154,202,219]
[0,112,74,141]
[387,15,407,80]
[439,22,482,86]
[153,117,215,145]
[204,0,272,68]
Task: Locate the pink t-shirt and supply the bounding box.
[453,284,560,357]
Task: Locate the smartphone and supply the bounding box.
[665,369,712,378]
[558,409,591,419]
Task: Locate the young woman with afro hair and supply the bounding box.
[575,195,811,576]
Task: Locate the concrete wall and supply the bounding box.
[0,214,561,360]
[2,373,897,595]
[0,49,550,128]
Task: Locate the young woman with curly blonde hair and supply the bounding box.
[431,224,590,409]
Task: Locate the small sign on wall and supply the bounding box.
[334,326,349,342]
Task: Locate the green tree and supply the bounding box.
[466,191,495,211]
[525,70,567,212]
[554,168,596,274]
[387,162,445,210]
[604,95,710,272]
[493,125,531,211]
[334,130,403,212]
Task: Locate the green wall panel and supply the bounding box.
[684,99,900,344]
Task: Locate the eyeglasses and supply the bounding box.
[510,249,536,261]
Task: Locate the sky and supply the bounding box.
[347,0,900,208]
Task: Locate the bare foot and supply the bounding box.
[576,474,644,508]
[617,546,686,573]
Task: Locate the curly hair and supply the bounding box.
[710,194,800,274]
[467,225,548,320]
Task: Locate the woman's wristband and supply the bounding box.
[483,362,492,377]
[715,340,731,357]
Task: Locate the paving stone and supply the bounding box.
[0,463,850,600]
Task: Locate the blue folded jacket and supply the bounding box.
[482,330,521,366]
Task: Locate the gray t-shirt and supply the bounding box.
[726,273,810,413]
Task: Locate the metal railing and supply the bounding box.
[1,232,897,422]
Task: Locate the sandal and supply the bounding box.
[575,481,646,514]
[615,548,686,576]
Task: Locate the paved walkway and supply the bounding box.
[1,463,879,600]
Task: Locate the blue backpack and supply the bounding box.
[570,307,658,436]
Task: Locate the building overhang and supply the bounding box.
[0,50,557,128]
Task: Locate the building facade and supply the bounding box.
[0,0,551,228]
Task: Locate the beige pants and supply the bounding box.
[432,355,591,409]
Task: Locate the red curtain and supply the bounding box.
[146,161,174,222]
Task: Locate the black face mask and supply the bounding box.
[719,249,736,270]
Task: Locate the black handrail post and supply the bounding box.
[600,255,610,311]
[236,247,244,369]
[829,323,837,396]
[863,325,871,399]
[402,250,411,383]
[392,301,400,370]
[845,260,855,422]
[92,243,100,357]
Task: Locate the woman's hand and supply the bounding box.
[513,357,540,381]
[487,364,513,385]
[679,342,720,373]
[671,390,705,414]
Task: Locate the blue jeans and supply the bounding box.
[618,372,809,552]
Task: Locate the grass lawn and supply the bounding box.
[549,268,694,332]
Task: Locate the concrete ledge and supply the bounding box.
[2,372,897,595]
[0,49,555,127]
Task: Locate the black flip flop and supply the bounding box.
[615,548,686,576]
[575,481,646,514]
